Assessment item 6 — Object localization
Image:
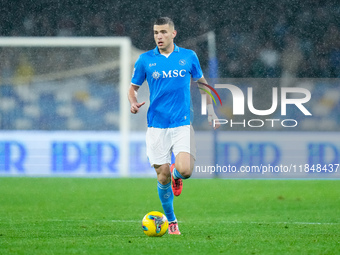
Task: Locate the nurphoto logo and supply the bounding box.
[199,83,312,128]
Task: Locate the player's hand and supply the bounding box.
[207,104,220,129]
[208,113,220,129]
[130,101,145,114]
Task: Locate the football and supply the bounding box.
[142,211,169,237]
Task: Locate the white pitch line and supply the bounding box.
[43,219,340,225]
[111,220,340,225]
[111,220,140,223]
[45,219,141,222]
[216,221,340,225]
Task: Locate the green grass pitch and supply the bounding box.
[0,178,339,254]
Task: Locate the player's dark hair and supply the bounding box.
[154,17,175,28]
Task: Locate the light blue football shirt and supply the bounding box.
[131,44,203,128]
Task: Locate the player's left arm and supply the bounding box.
[197,77,220,129]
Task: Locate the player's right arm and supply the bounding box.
[128,84,145,114]
[129,54,147,114]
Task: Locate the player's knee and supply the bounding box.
[176,164,193,179]
[155,164,171,185]
[157,173,171,185]
[181,170,192,179]
[175,152,194,179]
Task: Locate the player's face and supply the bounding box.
[153,24,177,53]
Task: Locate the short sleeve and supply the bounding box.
[190,51,203,80]
[131,55,146,86]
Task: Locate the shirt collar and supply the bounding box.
[153,43,179,55]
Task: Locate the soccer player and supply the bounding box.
[128,17,219,235]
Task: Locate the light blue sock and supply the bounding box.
[157,181,176,222]
[173,167,190,180]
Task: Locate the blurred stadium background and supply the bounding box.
[0,0,339,177]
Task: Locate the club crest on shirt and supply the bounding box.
[179,59,186,66]
[152,71,161,80]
